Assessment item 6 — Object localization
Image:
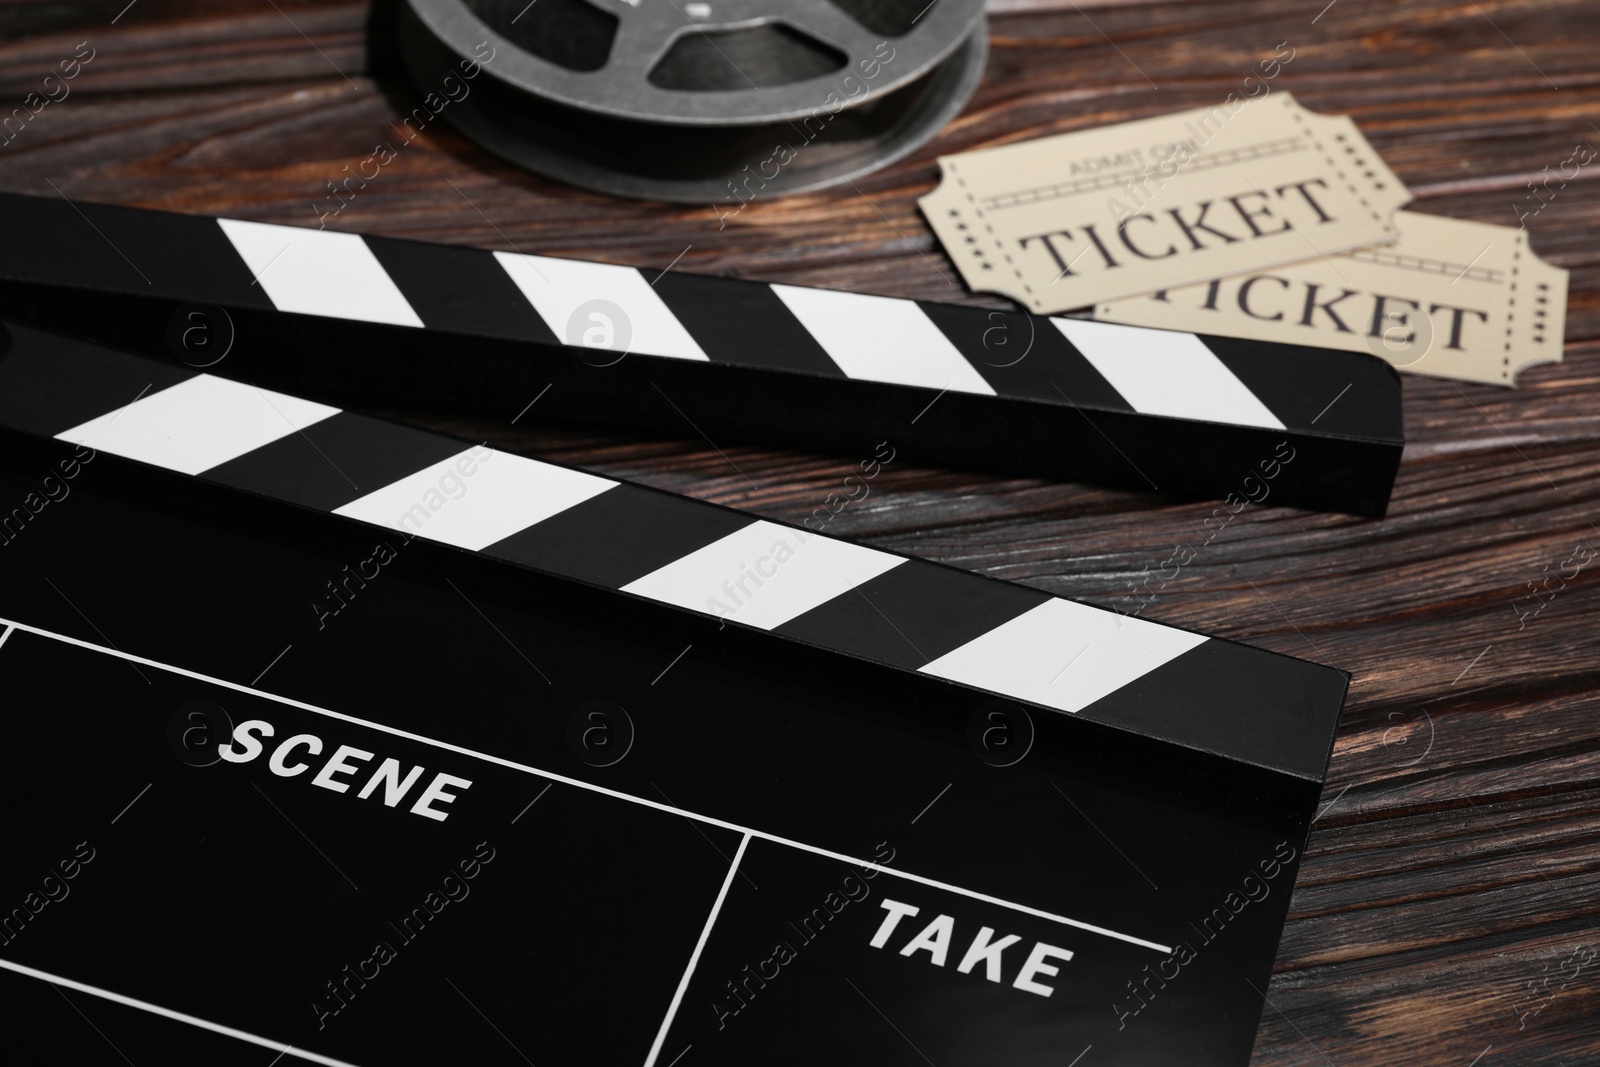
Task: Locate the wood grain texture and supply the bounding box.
[2,1,1598,1063]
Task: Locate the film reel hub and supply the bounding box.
[400,0,987,201]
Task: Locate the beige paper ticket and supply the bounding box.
[1095,210,1568,386]
[920,92,1411,313]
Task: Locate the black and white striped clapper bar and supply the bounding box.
[0,322,1340,1065]
[0,192,1402,515]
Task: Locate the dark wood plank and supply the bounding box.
[2,2,1599,1064]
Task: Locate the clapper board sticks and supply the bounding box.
[0,192,1403,515]
[0,322,1343,1065]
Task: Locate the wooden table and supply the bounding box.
[3,1,1598,1063]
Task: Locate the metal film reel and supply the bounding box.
[399,0,987,201]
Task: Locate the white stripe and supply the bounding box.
[55,375,338,476]
[216,218,423,328]
[919,599,1208,713]
[770,285,996,395]
[1050,318,1285,430]
[0,958,363,1067]
[621,520,904,630]
[494,251,708,361]
[332,448,615,552]
[642,833,751,1067]
[0,614,1172,954]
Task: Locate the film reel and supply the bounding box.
[399,0,987,201]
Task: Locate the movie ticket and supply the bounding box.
[1096,211,1568,386]
[921,93,1411,313]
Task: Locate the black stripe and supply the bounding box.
[0,322,194,436]
[1074,638,1348,781]
[484,483,755,588]
[364,235,559,344]
[201,411,467,512]
[1201,335,1402,440]
[917,304,1134,412]
[0,193,271,308]
[645,272,843,377]
[774,559,1050,670]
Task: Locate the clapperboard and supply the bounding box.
[0,320,1344,1065]
[0,192,1402,515]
